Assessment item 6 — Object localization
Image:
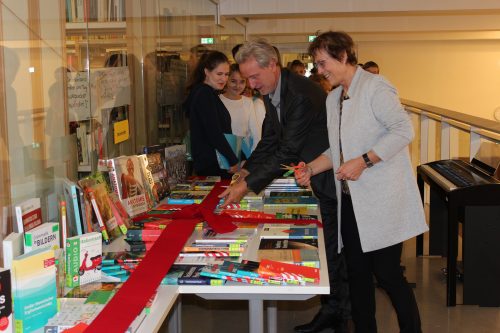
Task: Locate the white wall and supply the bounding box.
[357,38,500,121]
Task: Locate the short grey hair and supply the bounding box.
[235,38,278,68]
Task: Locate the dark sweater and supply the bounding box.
[184,83,238,177]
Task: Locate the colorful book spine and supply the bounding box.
[65,232,103,288]
[258,259,320,283]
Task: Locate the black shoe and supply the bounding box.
[294,312,341,333]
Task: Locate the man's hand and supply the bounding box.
[218,179,249,206]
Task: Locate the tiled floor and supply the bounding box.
[164,256,500,333]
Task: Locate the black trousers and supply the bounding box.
[310,171,351,320]
[341,193,421,333]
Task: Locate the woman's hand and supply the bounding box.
[336,156,366,181]
[228,163,239,174]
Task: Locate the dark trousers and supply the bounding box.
[341,193,421,333]
[310,171,351,320]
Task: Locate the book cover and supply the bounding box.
[269,190,313,197]
[0,269,12,333]
[62,178,83,236]
[12,248,57,333]
[263,196,318,206]
[90,183,121,239]
[14,198,43,234]
[107,156,148,217]
[125,240,155,253]
[64,282,122,299]
[24,222,60,253]
[197,227,255,243]
[257,249,319,267]
[167,192,207,204]
[145,151,170,201]
[2,232,23,269]
[137,154,157,207]
[126,226,164,242]
[258,238,318,250]
[215,133,242,170]
[258,259,320,283]
[235,259,261,278]
[65,232,103,288]
[164,144,187,186]
[260,225,318,239]
[174,265,224,285]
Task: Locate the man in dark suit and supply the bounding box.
[220,39,350,333]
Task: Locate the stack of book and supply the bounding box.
[257,223,320,267]
[199,258,320,286]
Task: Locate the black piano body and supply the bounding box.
[417,156,500,307]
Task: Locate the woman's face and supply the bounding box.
[204,62,230,90]
[225,71,246,98]
[313,49,347,88]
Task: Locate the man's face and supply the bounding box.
[239,57,278,96]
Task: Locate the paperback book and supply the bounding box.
[107,156,148,217]
[24,222,60,253]
[62,178,83,236]
[65,232,103,288]
[260,224,318,239]
[164,144,187,186]
[15,198,43,233]
[2,232,24,269]
[0,269,12,333]
[12,248,57,333]
[215,133,242,170]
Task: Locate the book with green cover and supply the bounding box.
[65,232,102,288]
[12,248,57,333]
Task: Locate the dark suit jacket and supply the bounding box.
[244,69,331,193]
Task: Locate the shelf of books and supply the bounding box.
[2,150,330,332]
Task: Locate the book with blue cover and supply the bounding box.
[12,248,57,333]
[215,133,242,170]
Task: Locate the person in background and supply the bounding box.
[290,59,306,76]
[362,61,379,74]
[220,39,351,333]
[220,63,263,154]
[309,70,333,93]
[300,31,427,333]
[183,51,239,178]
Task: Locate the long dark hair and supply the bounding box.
[187,51,229,91]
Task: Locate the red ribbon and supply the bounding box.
[85,180,320,332]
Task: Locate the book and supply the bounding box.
[24,222,60,253]
[137,154,157,207]
[64,282,122,298]
[258,259,320,283]
[89,183,121,239]
[167,192,208,204]
[143,146,170,200]
[257,249,319,267]
[263,196,318,206]
[126,226,164,242]
[107,156,148,217]
[62,178,83,236]
[14,198,43,233]
[102,251,146,265]
[196,227,256,243]
[2,232,23,269]
[0,269,12,333]
[164,144,187,186]
[269,190,313,197]
[258,238,318,250]
[169,265,224,285]
[125,240,155,253]
[260,225,318,239]
[65,232,103,288]
[12,248,57,333]
[215,133,242,170]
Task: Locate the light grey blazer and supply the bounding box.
[324,67,428,253]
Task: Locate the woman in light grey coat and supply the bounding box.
[297,31,428,333]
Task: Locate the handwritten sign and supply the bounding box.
[67,67,131,122]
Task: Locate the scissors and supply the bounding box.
[280,161,306,177]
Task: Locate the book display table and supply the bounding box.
[106,208,330,333]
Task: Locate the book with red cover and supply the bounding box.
[15,198,43,233]
[126,226,164,242]
[258,259,320,283]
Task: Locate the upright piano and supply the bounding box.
[417,141,500,306]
